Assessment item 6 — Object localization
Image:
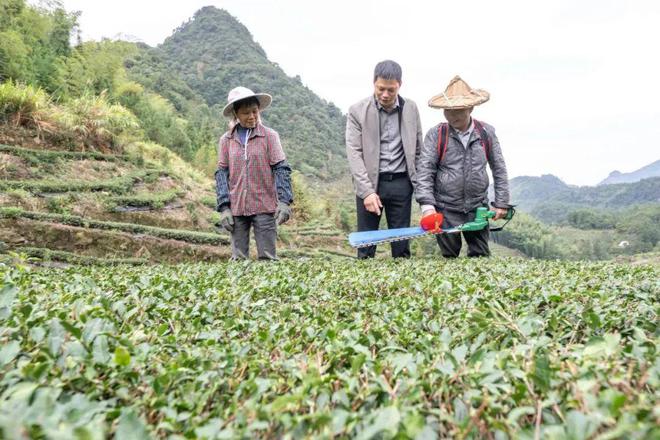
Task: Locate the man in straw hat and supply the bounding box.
[346,60,423,259]
[215,86,293,260]
[416,76,510,257]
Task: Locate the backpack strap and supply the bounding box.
[436,123,449,164]
[473,119,492,161]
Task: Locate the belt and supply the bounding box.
[378,172,408,181]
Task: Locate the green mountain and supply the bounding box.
[0,1,354,265]
[508,174,660,222]
[598,159,660,185]
[127,6,347,180]
[508,174,571,211]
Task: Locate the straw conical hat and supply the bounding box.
[428,76,490,109]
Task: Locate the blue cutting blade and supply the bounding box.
[348,227,428,248]
[348,226,462,248]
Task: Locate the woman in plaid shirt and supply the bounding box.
[215,87,293,260]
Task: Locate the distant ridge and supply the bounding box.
[501,174,660,223]
[598,159,660,185]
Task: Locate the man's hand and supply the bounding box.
[217,208,234,233]
[421,207,436,217]
[420,211,444,232]
[363,193,383,215]
[275,202,291,225]
[493,207,508,221]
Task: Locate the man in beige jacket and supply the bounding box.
[345,60,423,258]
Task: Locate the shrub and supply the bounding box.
[0,144,131,162]
[114,80,194,159]
[45,195,74,214]
[0,258,655,437]
[199,195,217,209]
[14,247,147,266]
[54,92,139,152]
[0,170,159,194]
[3,188,30,201]
[192,142,217,177]
[0,206,24,218]
[0,80,49,127]
[106,190,182,210]
[291,170,312,222]
[2,208,229,245]
[567,208,616,230]
[125,141,206,184]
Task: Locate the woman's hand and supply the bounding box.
[217,208,234,232]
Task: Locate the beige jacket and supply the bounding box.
[345,95,423,199]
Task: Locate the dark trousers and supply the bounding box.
[436,208,490,258]
[230,214,277,260]
[356,174,413,259]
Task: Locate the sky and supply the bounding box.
[56,0,660,186]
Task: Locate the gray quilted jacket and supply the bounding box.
[415,120,510,212]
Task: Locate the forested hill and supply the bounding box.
[507,174,660,222]
[130,6,347,179]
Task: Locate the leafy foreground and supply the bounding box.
[0,258,657,439]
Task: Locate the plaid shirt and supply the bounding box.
[217,123,286,216]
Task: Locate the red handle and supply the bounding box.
[420,212,444,233]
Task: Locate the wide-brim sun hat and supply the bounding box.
[428,75,490,109]
[222,86,272,117]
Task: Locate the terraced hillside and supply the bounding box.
[0,142,351,265]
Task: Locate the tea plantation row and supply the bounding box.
[0,257,657,439]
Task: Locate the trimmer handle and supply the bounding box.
[489,204,516,231]
[420,212,444,233]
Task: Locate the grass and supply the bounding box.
[297,230,343,237]
[8,247,147,266]
[1,82,138,152]
[105,190,183,210]
[315,248,355,258]
[0,207,229,245]
[199,195,216,209]
[0,81,49,126]
[0,170,161,194]
[125,141,207,185]
[287,224,339,233]
[0,144,132,163]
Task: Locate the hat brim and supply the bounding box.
[222,93,272,117]
[428,89,490,109]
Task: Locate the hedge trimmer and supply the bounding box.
[348,206,516,248]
